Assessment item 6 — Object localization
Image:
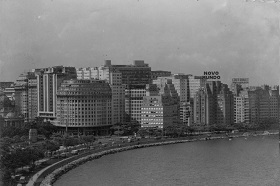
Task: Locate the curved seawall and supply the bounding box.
[35,132,278,186]
[40,139,198,186]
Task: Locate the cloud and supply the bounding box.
[0,0,279,86]
[167,53,218,66]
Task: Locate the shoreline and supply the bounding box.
[34,131,278,186]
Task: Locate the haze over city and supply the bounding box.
[0,0,279,85]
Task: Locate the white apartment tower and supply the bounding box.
[234,90,250,124]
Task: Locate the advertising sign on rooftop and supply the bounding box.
[232,78,249,84]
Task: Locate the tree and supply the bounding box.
[258,118,278,130]
[80,135,95,143]
[137,128,149,137]
[26,148,45,168]
[186,126,195,135]
[20,135,28,142]
[43,140,60,152]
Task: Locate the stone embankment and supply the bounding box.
[39,132,278,186]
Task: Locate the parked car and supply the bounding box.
[71,150,79,155]
[60,153,67,158]
[19,176,27,184]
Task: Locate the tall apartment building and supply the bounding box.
[28,76,38,121]
[234,90,249,124]
[269,86,279,122]
[14,72,37,122]
[216,84,234,126]
[36,66,77,120]
[76,62,125,124]
[98,66,125,124]
[193,88,209,125]
[141,81,180,128]
[188,75,207,99]
[194,81,234,127]
[247,85,280,125]
[188,75,206,126]
[125,84,146,123]
[77,60,151,125]
[55,79,112,135]
[153,74,192,126]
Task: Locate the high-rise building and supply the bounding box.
[14,72,37,122]
[36,66,77,120]
[194,81,234,127]
[125,84,146,123]
[76,60,151,124]
[188,75,206,99]
[234,90,250,124]
[98,66,125,124]
[193,88,209,125]
[216,84,234,126]
[247,85,280,125]
[54,79,112,135]
[188,75,206,126]
[153,74,192,125]
[269,86,279,123]
[141,81,180,128]
[76,63,125,124]
[28,76,38,121]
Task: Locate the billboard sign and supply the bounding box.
[232,78,249,84]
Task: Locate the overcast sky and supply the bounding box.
[0,0,279,86]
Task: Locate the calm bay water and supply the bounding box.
[55,135,279,186]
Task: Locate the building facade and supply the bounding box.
[194,81,234,127]
[188,75,207,99]
[216,84,234,126]
[234,90,250,124]
[36,66,77,120]
[14,72,37,122]
[247,85,280,125]
[76,63,125,124]
[153,75,191,125]
[125,84,146,123]
[55,79,112,135]
[141,82,180,128]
